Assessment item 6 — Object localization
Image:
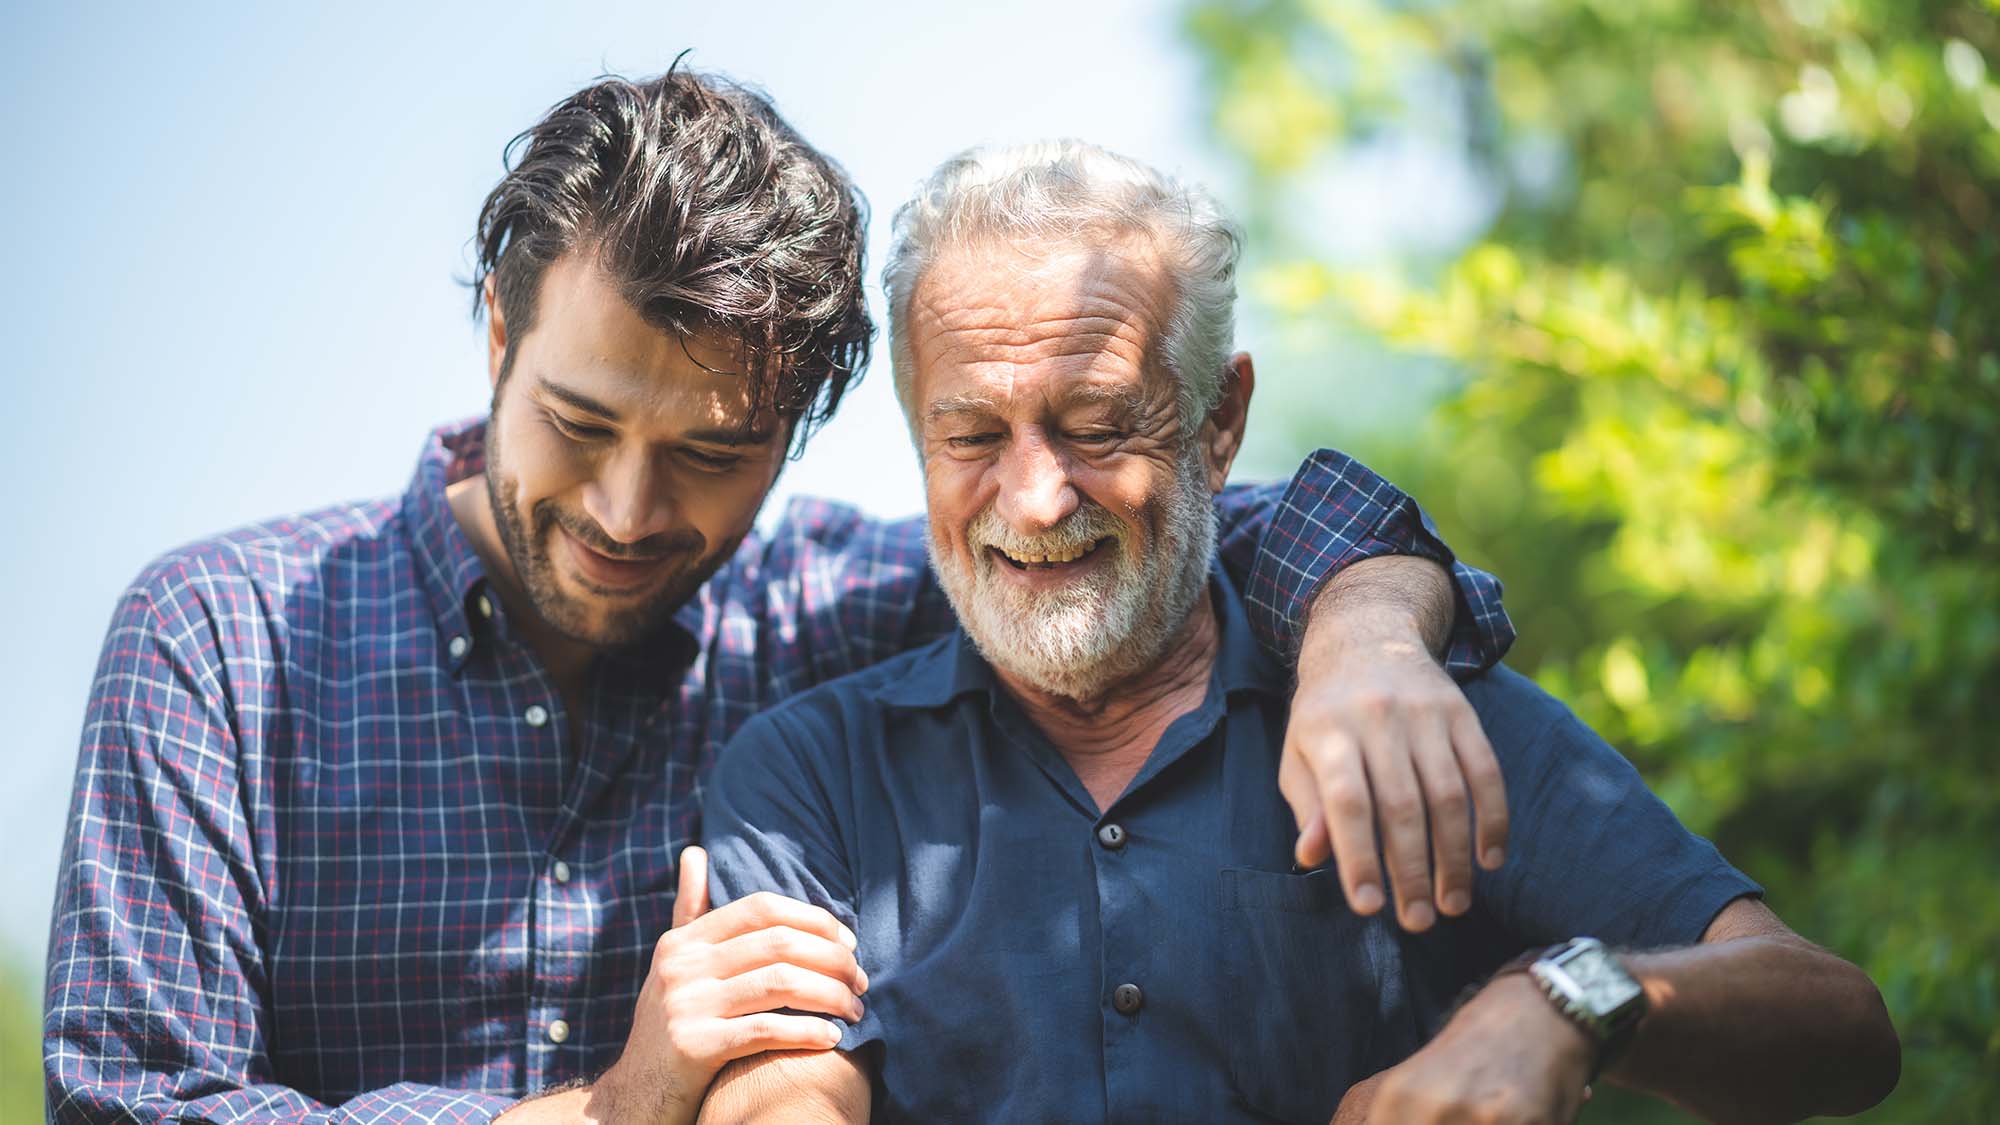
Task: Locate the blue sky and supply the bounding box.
[0,1,1244,970]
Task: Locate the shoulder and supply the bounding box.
[742,496,927,578]
[1457,664,1586,754]
[114,498,406,641]
[727,636,952,755]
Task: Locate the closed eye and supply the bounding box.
[681,448,744,473]
[946,433,1001,449]
[547,411,612,442]
[1067,430,1124,445]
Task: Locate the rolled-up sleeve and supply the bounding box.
[1232,448,1514,678]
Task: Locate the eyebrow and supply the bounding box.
[680,423,779,448]
[924,385,1145,422]
[925,394,1000,423]
[538,379,621,421]
[539,377,776,447]
[1060,384,1146,414]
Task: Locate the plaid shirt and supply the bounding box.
[44,419,1510,1124]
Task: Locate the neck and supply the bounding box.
[993,592,1220,810]
[445,475,595,711]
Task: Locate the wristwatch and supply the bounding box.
[1525,937,1648,1081]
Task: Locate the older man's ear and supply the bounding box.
[1202,352,1257,493]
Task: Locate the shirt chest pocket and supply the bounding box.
[1218,867,1408,1124]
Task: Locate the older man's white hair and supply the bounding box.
[883,139,1244,440]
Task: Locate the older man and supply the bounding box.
[694,141,1899,1123]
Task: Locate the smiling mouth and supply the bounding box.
[560,527,676,591]
[989,539,1108,570]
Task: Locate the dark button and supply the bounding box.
[1112,983,1144,1014]
[1096,823,1128,850]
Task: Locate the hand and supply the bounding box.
[1360,974,1594,1124]
[1280,607,1507,931]
[592,847,868,1124]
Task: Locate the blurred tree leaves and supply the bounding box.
[1188,0,1999,1119]
[2,964,40,1121]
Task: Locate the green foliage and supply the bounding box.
[1187,0,2000,1119]
[0,964,42,1123]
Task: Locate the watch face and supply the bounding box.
[1551,946,1645,1016]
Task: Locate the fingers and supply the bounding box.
[673,846,711,928]
[1450,704,1509,871]
[1358,725,1438,932]
[673,890,858,951]
[714,1013,845,1060]
[1311,731,1387,917]
[1294,811,1331,871]
[1407,710,1473,918]
[1279,746,1333,869]
[715,962,866,1022]
[707,925,868,995]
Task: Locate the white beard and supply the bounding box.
[928,448,1217,701]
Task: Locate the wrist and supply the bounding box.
[1512,937,1649,1082]
[592,1058,702,1125]
[1301,601,1431,663]
[1478,973,1599,1075]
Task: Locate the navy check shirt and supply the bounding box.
[44,419,1511,1123]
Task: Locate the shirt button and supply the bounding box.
[476,593,494,619]
[546,1018,570,1044]
[1096,823,1128,851]
[447,635,470,660]
[1112,983,1144,1015]
[524,704,550,728]
[552,860,572,884]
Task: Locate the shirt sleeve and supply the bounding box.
[1465,668,1762,951]
[1220,448,1516,679]
[43,572,513,1125]
[700,706,882,1056]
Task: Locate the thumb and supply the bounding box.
[672,845,711,928]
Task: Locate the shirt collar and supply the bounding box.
[402,416,699,677]
[877,563,1286,711]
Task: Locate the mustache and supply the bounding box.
[967,501,1121,558]
[535,501,705,562]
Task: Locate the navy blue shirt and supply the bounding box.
[703,573,1758,1124]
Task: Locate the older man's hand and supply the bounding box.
[1344,973,1594,1124]
[1280,559,1507,932]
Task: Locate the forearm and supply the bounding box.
[696,1051,869,1125]
[1612,935,1899,1122]
[1309,556,1455,661]
[498,1080,689,1125]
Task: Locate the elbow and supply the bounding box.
[1815,966,1901,1117]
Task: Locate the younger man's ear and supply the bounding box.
[1201,352,1256,494]
[484,277,509,389]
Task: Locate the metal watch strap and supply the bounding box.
[1528,937,1646,1083]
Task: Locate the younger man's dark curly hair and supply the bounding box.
[471,64,872,453]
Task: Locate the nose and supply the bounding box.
[993,429,1079,533]
[581,445,677,546]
